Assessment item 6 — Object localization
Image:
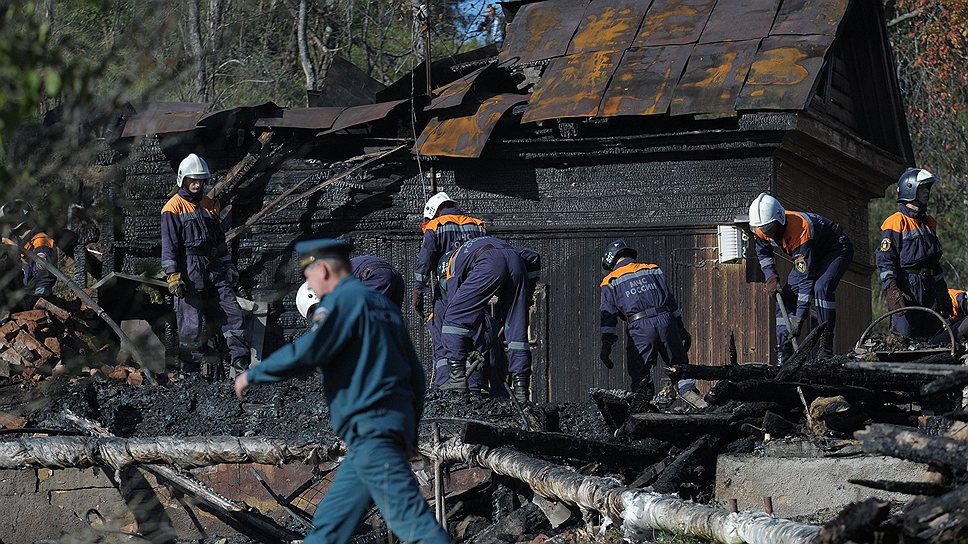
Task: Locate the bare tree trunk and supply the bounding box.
[110,0,124,48]
[43,0,55,26]
[297,0,317,92]
[411,0,427,63]
[187,0,208,101]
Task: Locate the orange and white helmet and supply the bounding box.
[176,153,212,188]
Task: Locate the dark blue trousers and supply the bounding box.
[306,408,449,544]
[429,299,508,395]
[892,271,945,339]
[175,254,248,363]
[441,249,531,377]
[776,237,853,345]
[626,313,687,392]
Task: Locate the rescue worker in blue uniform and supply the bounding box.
[876,168,951,339]
[161,153,249,377]
[749,193,854,361]
[234,239,449,544]
[412,192,487,317]
[352,255,405,307]
[1,200,58,308]
[930,289,968,344]
[599,240,690,398]
[438,236,540,402]
[428,260,509,398]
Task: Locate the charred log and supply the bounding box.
[461,421,668,470]
[650,435,719,494]
[467,502,548,544]
[813,498,890,544]
[848,479,952,496]
[708,380,913,406]
[900,484,968,543]
[855,424,968,475]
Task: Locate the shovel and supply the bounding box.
[775,292,800,352]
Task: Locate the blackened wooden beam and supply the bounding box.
[855,423,968,475]
[898,484,968,543]
[460,421,669,470]
[708,379,913,406]
[650,435,719,494]
[849,479,952,496]
[812,498,890,544]
[619,413,745,440]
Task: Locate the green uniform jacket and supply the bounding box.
[247,275,426,439]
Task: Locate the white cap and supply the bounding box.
[296,281,319,319]
[176,153,212,188]
[748,193,786,228]
[423,191,454,220]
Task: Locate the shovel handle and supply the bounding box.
[775,292,800,352]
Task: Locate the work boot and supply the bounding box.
[440,359,468,393]
[818,327,834,359]
[511,374,530,404]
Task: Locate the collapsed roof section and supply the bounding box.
[115,0,910,164]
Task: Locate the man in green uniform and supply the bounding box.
[234,238,449,544]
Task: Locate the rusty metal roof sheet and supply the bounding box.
[499,0,590,65]
[699,0,781,44]
[736,34,835,110]
[670,39,760,115]
[121,111,204,137]
[632,0,716,47]
[771,0,849,35]
[416,94,527,158]
[323,99,409,134]
[254,107,345,129]
[599,45,692,117]
[425,66,490,111]
[196,102,279,128]
[522,50,624,123]
[130,102,211,115]
[567,0,651,54]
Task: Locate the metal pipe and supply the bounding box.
[854,306,957,357]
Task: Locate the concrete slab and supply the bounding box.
[0,469,36,495]
[715,453,929,518]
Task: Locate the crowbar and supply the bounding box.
[775,292,800,352]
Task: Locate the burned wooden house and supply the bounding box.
[100,0,912,402]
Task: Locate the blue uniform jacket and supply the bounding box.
[247,276,426,439]
[600,260,681,340]
[753,210,844,319]
[351,255,405,307]
[414,205,486,291]
[160,188,230,275]
[876,205,944,289]
[444,236,541,289]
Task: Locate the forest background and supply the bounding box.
[0,0,966,311]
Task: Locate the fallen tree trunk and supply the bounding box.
[423,438,820,544]
[855,423,968,475]
[0,436,342,470]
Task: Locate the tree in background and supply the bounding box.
[872,0,968,309]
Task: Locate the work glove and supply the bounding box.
[411,288,425,316]
[599,340,615,369]
[765,275,782,295]
[788,315,802,337]
[167,272,186,298]
[225,264,240,285]
[936,284,953,319]
[885,280,908,315]
[677,317,692,351]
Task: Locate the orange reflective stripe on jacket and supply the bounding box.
[24,232,55,252]
[600,262,660,287]
[951,289,966,322]
[422,213,485,233]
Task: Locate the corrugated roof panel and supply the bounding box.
[632,0,717,47]
[425,66,490,111]
[567,0,652,54]
[416,94,527,158]
[771,0,849,36]
[599,45,692,117]
[498,0,590,65]
[670,39,760,115]
[254,107,345,129]
[323,99,409,133]
[521,50,624,123]
[736,34,835,111]
[698,0,781,44]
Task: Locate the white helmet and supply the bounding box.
[748,193,786,228]
[176,153,212,188]
[296,282,320,319]
[423,191,454,220]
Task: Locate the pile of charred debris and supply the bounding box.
[2,324,968,543]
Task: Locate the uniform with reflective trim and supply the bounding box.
[413,205,486,290]
[20,228,58,298]
[161,188,248,367]
[600,259,687,392]
[351,255,405,307]
[877,205,949,338]
[247,275,449,544]
[753,210,853,347]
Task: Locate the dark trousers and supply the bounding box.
[306,409,450,544]
[626,313,688,393]
[430,299,508,395]
[892,271,946,339]
[175,255,248,364]
[441,249,531,377]
[776,238,853,345]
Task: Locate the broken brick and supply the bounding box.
[127,371,144,386]
[12,309,48,324]
[0,319,19,339]
[43,336,60,355]
[33,297,71,322]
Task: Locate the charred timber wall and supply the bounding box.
[106,135,877,402]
